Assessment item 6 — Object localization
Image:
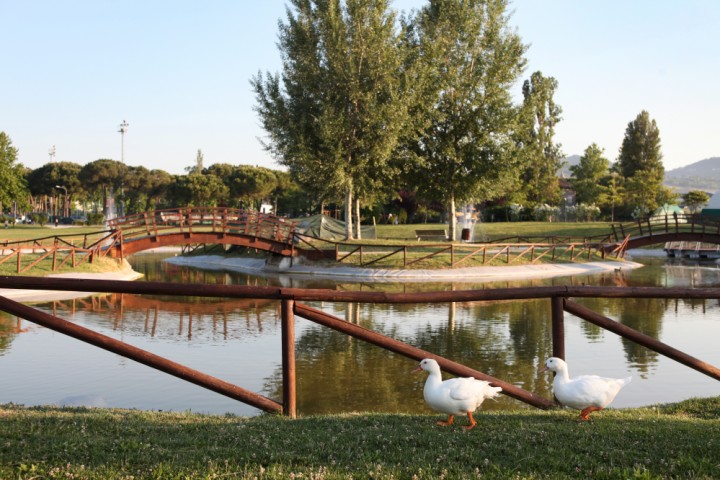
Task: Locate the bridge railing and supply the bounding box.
[107,207,297,244]
[610,213,720,242]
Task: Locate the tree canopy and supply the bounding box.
[570,143,609,206]
[253,0,416,238]
[404,0,527,239]
[0,132,29,212]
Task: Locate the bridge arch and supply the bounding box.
[106,207,298,258]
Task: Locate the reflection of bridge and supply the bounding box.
[106,207,298,258]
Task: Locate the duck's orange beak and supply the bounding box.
[411,365,422,374]
[539,365,549,374]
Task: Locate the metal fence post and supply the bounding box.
[551,296,565,360]
[281,298,296,418]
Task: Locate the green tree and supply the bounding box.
[570,144,609,205]
[232,165,278,210]
[682,190,710,213]
[597,172,624,222]
[181,173,229,207]
[616,110,663,179]
[26,161,84,216]
[253,0,414,239]
[406,0,527,240]
[616,110,670,217]
[78,159,129,216]
[0,132,30,213]
[516,71,564,207]
[144,169,174,211]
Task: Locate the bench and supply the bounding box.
[415,229,448,241]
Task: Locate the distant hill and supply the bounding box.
[558,155,580,178]
[664,157,720,193]
[559,155,720,193]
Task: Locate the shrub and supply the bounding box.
[87,212,105,225]
[31,213,49,226]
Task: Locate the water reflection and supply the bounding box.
[0,250,718,416]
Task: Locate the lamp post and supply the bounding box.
[118,120,129,217]
[56,185,68,218]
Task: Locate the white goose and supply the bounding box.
[413,358,502,430]
[541,357,632,420]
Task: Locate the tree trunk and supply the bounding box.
[345,188,354,240]
[355,197,361,240]
[448,195,457,241]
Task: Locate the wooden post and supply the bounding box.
[281,299,297,418]
[551,296,565,359]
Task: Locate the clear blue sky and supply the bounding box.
[2,1,718,175]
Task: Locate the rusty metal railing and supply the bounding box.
[0,276,718,418]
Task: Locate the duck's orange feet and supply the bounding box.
[463,412,477,430]
[436,415,454,427]
[578,406,603,421]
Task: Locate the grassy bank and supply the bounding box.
[1,398,718,479]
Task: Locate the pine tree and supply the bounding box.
[616,111,671,217]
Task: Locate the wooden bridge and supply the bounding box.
[608,213,720,252]
[6,209,720,274]
[106,207,298,258]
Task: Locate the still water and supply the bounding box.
[1,250,719,416]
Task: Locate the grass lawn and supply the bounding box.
[0,224,109,243]
[375,221,616,241]
[0,397,717,479]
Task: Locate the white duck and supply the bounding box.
[413,358,502,430]
[540,357,632,420]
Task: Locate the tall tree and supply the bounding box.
[0,132,29,213]
[253,0,413,239]
[406,0,527,240]
[616,110,663,179]
[616,111,670,217]
[516,71,563,207]
[570,143,609,205]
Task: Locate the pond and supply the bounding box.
[0,250,719,417]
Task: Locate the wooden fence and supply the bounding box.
[0,276,718,418]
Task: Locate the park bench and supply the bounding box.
[415,229,448,241]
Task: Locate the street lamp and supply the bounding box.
[118,120,129,164]
[118,120,129,217]
[56,185,68,218]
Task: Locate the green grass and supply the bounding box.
[0,397,718,479]
[0,224,106,242]
[375,221,615,241]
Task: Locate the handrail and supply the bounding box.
[0,276,718,419]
